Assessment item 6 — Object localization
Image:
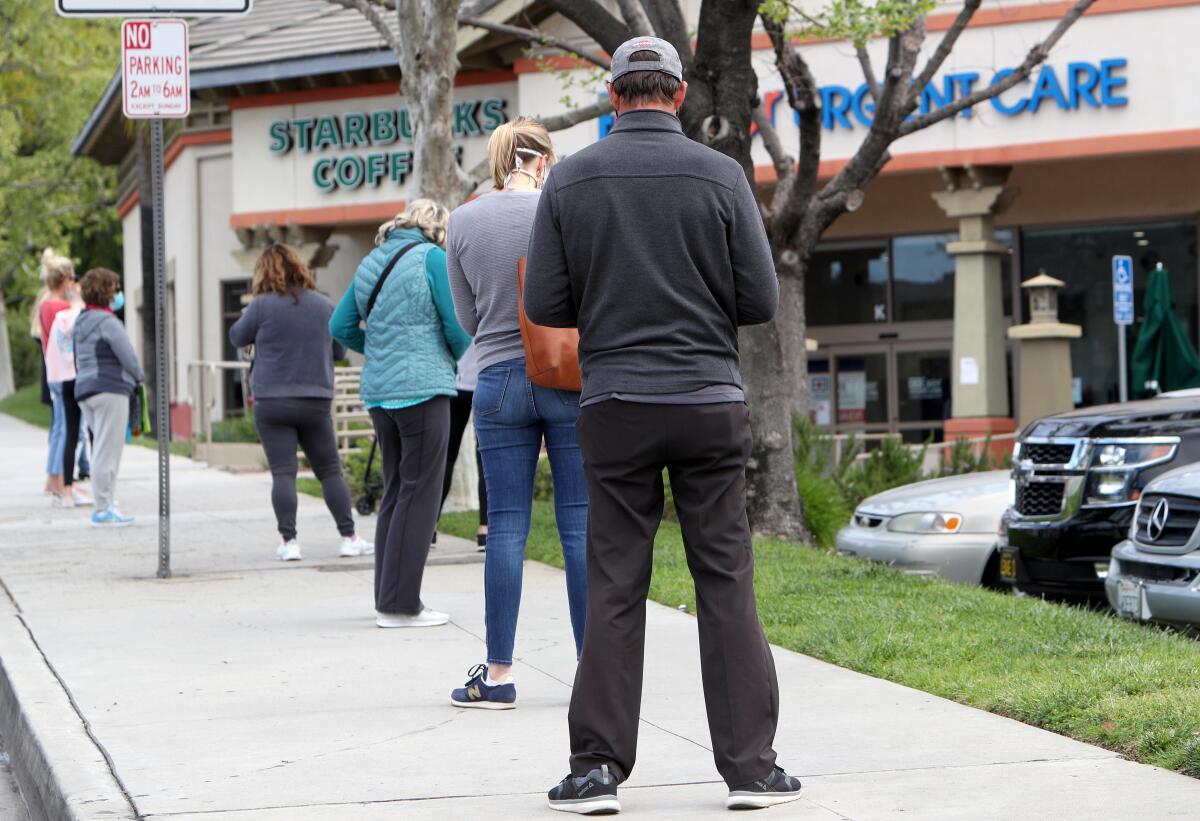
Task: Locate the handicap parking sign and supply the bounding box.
[1113,255,1134,326]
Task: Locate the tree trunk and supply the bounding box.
[0,289,15,400]
[407,0,466,205]
[135,128,158,413]
[679,0,760,180]
[737,250,809,542]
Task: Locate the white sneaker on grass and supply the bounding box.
[339,536,373,557]
[376,607,449,628]
[276,539,302,561]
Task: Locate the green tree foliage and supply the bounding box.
[759,0,938,46]
[1,0,121,386]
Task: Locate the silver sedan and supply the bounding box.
[835,470,1011,585]
[1107,463,1200,627]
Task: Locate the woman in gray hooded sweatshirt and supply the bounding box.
[73,268,143,527]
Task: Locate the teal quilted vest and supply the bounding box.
[352,227,457,405]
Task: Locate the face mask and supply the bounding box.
[110,291,125,312]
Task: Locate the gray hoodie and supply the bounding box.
[74,309,144,401]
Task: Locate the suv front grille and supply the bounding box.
[1021,442,1076,466]
[1017,482,1066,517]
[1119,559,1197,584]
[1135,494,1200,547]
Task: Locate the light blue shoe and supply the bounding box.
[91,507,134,528]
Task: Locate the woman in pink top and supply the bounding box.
[45,285,94,508]
[38,250,75,501]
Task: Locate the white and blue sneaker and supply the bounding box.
[91,507,134,528]
[450,664,516,710]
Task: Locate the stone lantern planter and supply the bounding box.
[1007,272,1082,427]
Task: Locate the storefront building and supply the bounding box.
[73,0,1200,440]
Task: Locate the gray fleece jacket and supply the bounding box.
[74,308,144,401]
[524,109,779,403]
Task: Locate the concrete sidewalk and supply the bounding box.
[1,411,1198,820]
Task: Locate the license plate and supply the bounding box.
[999,550,1017,580]
[1117,579,1149,621]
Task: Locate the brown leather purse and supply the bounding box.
[516,257,582,392]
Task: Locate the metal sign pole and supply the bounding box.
[1118,325,1128,403]
[150,119,171,579]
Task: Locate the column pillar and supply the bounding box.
[932,165,1019,444]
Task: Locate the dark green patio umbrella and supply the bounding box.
[1130,265,1200,398]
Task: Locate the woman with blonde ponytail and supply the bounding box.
[36,249,77,502]
[444,117,589,710]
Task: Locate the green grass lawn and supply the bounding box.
[439,501,1200,777]
[0,384,50,428]
[1,383,191,457]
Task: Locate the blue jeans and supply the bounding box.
[473,358,588,665]
[47,381,66,476]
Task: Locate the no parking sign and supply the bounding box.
[121,19,189,119]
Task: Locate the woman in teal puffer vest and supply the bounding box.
[331,199,471,628]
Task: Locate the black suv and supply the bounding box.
[1000,396,1200,599]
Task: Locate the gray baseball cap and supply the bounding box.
[608,36,684,84]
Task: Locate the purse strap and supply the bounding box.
[365,242,422,319]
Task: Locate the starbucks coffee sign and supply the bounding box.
[267,98,509,193]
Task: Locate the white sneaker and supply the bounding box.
[52,493,73,509]
[276,539,302,561]
[339,536,374,557]
[376,607,449,628]
[72,488,94,507]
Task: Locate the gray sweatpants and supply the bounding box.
[80,392,128,511]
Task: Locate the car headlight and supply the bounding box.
[1085,472,1135,506]
[887,512,963,534]
[1090,440,1177,470]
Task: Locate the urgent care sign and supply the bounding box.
[122,19,189,118]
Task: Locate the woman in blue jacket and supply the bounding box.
[331,199,471,628]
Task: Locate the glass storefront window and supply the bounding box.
[835,354,888,425]
[807,243,888,326]
[892,231,1013,322]
[896,349,951,424]
[1021,220,1198,407]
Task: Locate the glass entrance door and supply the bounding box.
[809,343,952,442]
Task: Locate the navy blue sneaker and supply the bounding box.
[725,766,802,809]
[548,764,620,814]
[450,664,516,710]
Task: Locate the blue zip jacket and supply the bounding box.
[330,227,471,406]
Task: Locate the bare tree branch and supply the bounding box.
[538,96,614,132]
[762,13,821,235]
[900,0,1096,134]
[909,0,980,102]
[641,0,692,66]
[540,0,632,55]
[459,16,611,69]
[753,104,793,185]
[615,0,654,36]
[327,0,401,56]
[856,46,881,102]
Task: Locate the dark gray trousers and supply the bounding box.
[369,397,450,615]
[569,400,780,787]
[254,397,355,542]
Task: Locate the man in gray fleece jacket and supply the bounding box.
[527,36,800,817]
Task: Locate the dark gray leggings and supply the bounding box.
[254,397,355,542]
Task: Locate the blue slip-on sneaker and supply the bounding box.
[548,764,620,814]
[450,663,516,710]
[725,765,802,810]
[91,507,134,528]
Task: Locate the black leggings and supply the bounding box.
[441,389,487,525]
[253,397,355,542]
[61,380,82,488]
